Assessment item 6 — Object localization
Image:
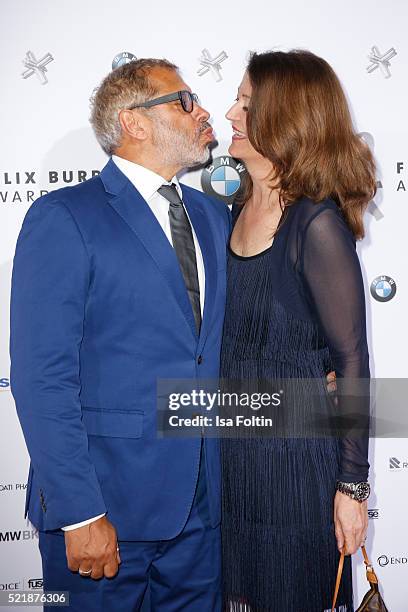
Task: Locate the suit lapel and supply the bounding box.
[100,160,198,340]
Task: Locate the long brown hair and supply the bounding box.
[241,50,376,239]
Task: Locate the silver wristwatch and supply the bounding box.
[336,481,370,502]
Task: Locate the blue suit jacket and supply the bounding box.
[10,159,231,541]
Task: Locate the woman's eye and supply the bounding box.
[235,97,248,111]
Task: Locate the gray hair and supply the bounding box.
[89,58,178,155]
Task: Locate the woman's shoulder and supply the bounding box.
[292,195,339,217]
[291,196,346,231]
[291,196,356,253]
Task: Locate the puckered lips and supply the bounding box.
[199,123,214,142]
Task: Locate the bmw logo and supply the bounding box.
[112,52,137,70]
[201,156,246,204]
[370,275,396,302]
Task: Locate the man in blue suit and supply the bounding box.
[10,58,230,611]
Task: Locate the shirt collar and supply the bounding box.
[112,155,182,202]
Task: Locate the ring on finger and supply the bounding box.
[79,568,92,576]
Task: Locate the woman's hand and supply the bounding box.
[334,491,368,555]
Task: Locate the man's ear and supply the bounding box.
[118,109,148,142]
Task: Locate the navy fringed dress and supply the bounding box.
[220,197,370,612]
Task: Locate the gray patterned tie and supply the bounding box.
[158,184,201,334]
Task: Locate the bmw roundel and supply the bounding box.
[112,52,137,70]
[201,156,246,204]
[370,275,397,302]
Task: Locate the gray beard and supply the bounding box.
[151,117,210,169]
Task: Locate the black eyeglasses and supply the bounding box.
[128,90,200,113]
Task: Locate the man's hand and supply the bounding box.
[65,516,120,579]
[334,491,368,555]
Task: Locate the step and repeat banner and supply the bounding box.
[1,0,407,609]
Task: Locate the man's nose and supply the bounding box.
[193,101,210,122]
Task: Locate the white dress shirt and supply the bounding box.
[112,155,205,314]
[62,156,206,531]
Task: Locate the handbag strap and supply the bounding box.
[331,546,378,611]
[332,549,345,612]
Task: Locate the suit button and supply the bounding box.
[197,355,203,365]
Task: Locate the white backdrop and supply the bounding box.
[1,0,407,609]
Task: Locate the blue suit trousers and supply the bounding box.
[39,447,221,612]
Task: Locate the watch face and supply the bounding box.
[355,482,370,501]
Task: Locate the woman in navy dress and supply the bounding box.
[220,50,376,611]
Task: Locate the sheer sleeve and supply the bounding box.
[301,202,370,483]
